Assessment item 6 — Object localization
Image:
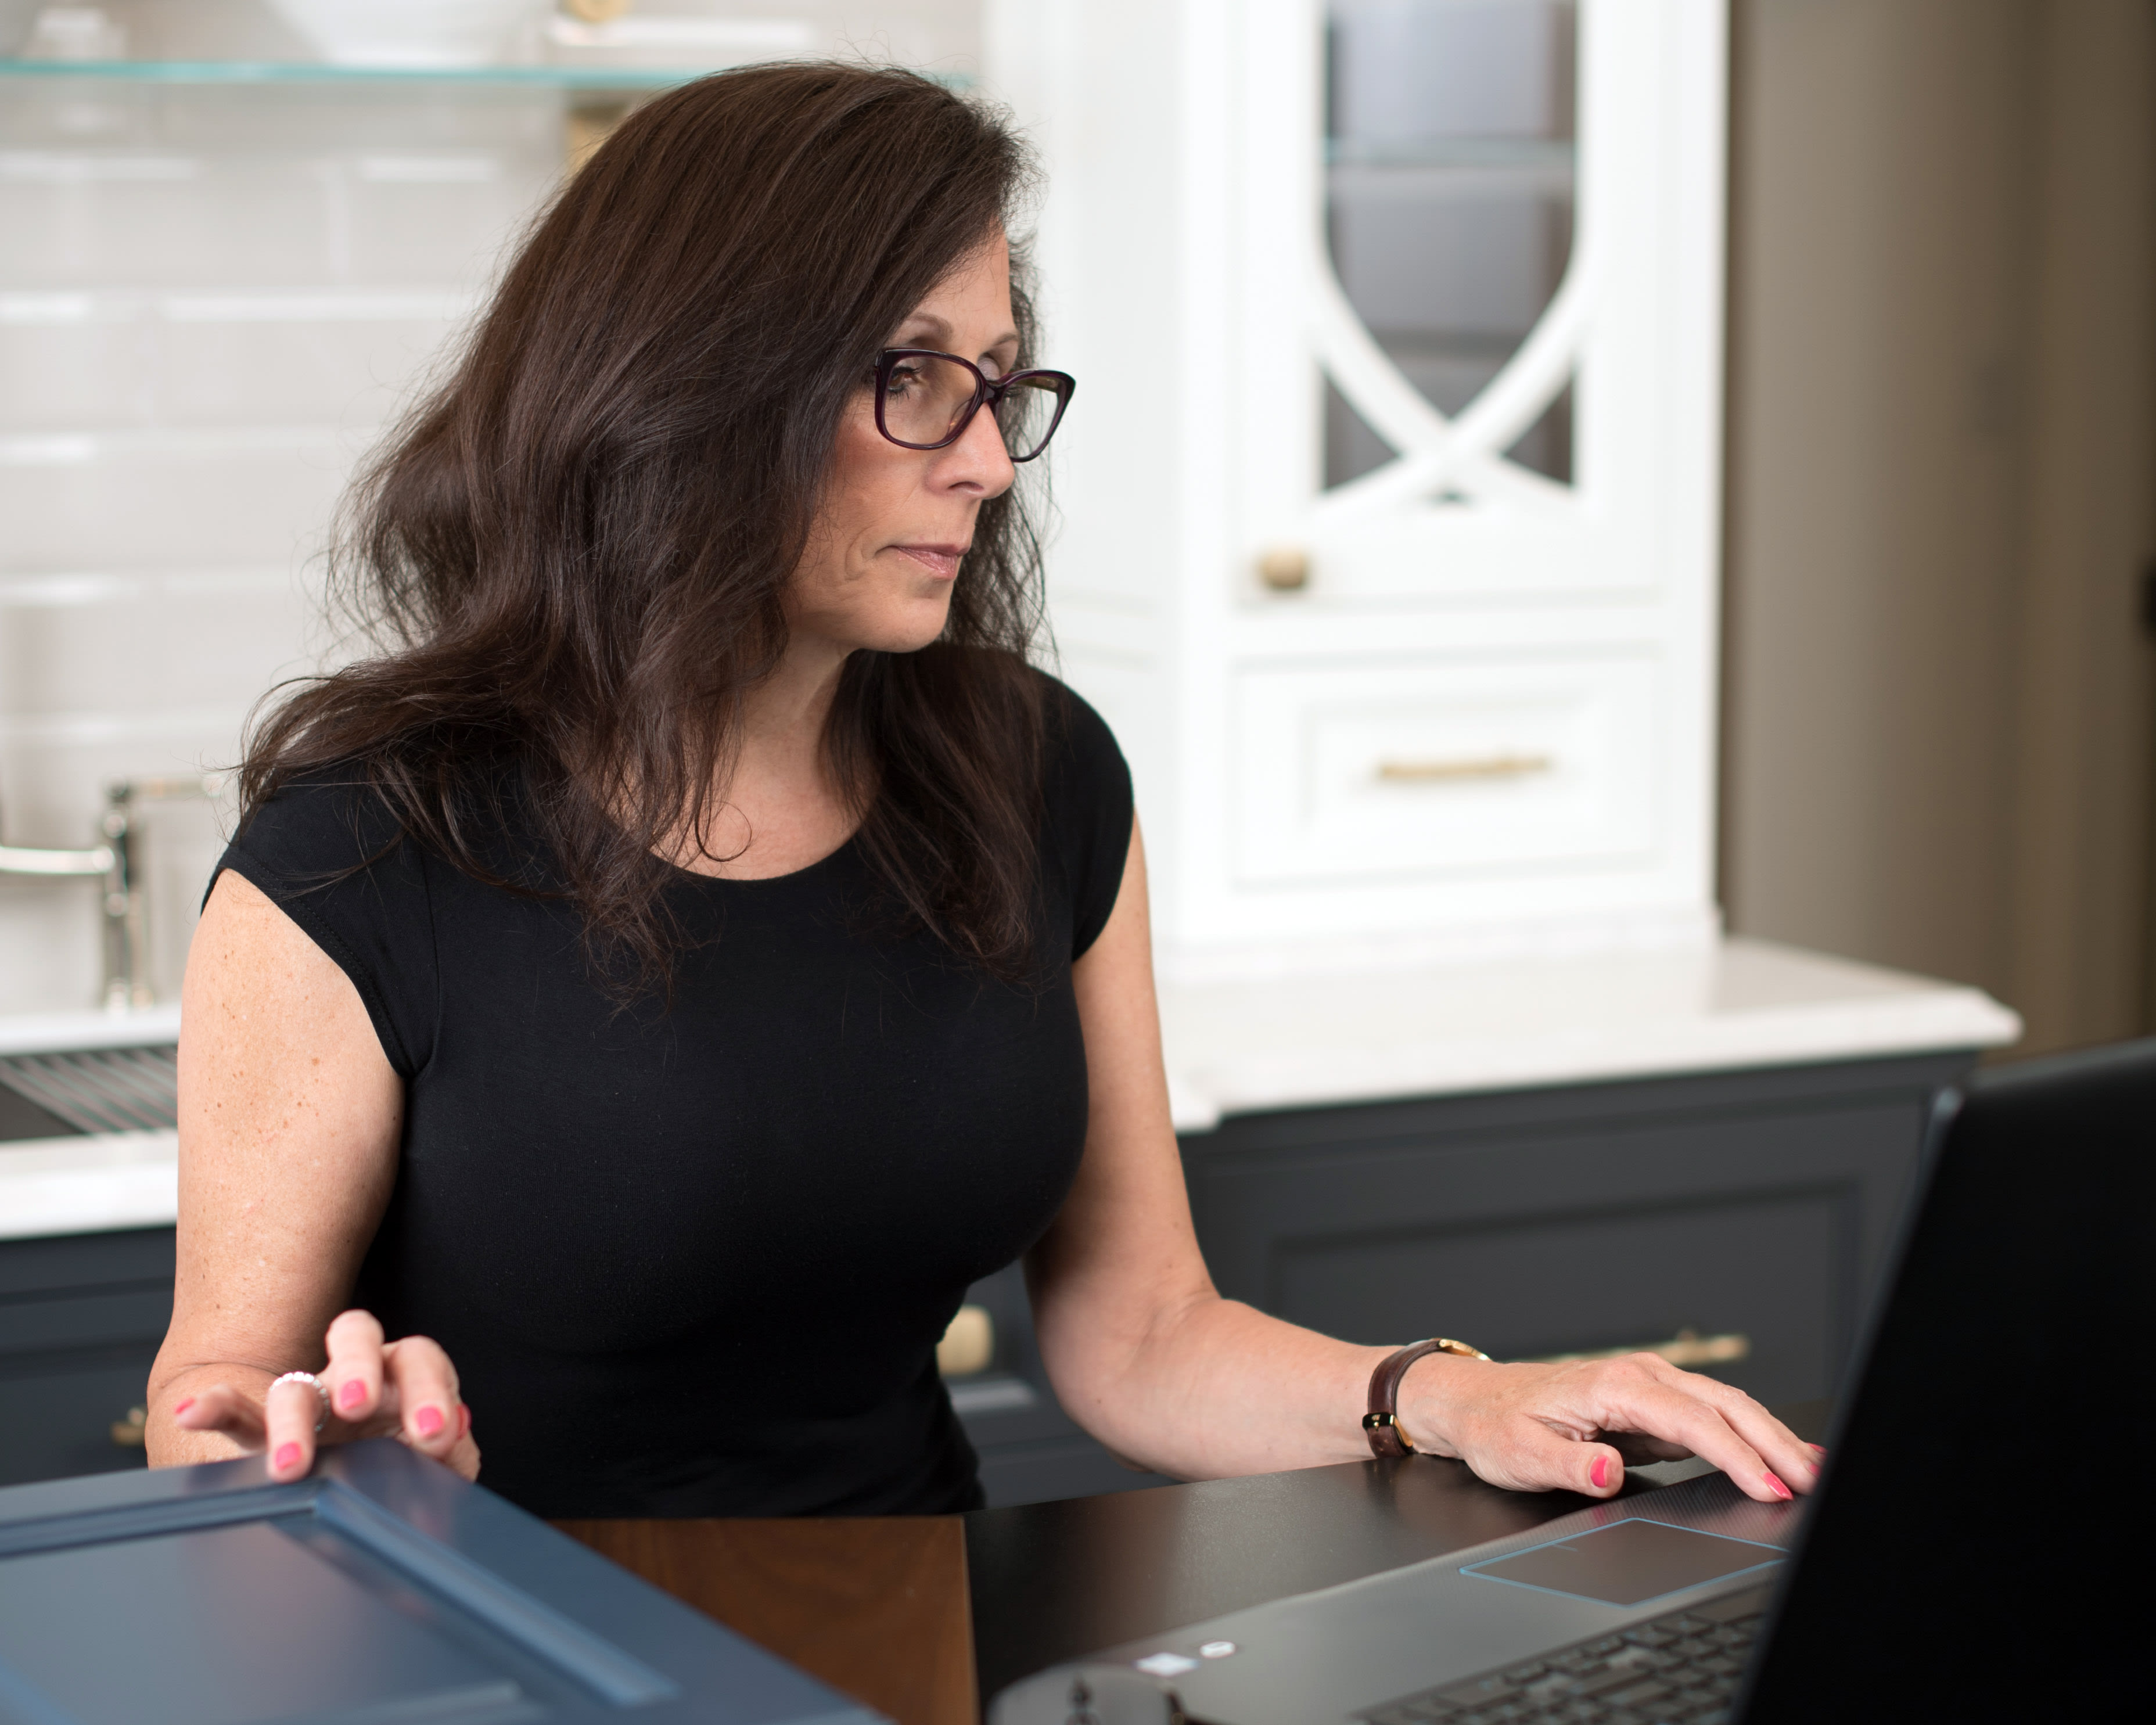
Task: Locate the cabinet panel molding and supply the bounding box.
[1232,653,1661,885]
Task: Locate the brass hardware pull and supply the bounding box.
[110,1405,148,1448]
[1256,546,1310,591]
[1525,1329,1752,1370]
[937,1304,995,1378]
[1375,753,1553,784]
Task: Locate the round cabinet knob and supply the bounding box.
[936,1304,996,1378]
[110,1406,147,1448]
[562,0,633,22]
[1256,545,1310,592]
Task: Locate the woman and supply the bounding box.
[147,64,1819,1516]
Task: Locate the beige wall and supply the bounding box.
[1722,0,2156,1052]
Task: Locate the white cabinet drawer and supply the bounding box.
[1233,656,1660,885]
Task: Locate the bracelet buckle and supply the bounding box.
[1364,1336,1492,1460]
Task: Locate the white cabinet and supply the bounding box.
[989,0,1727,977]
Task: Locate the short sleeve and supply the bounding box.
[213,773,439,1079]
[1041,681,1136,961]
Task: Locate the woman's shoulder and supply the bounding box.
[225,765,415,886]
[1033,669,1126,794]
[215,766,461,1080]
[1029,671,1133,958]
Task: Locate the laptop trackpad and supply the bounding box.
[1464,1519,1784,1608]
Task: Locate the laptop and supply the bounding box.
[991,1038,2150,1724]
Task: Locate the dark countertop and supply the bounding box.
[559,1401,1833,1725]
[964,1400,1832,1702]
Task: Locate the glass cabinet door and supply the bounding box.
[1228,0,1719,606]
[1324,0,1576,488]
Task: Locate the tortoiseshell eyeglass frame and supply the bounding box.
[871,348,1077,463]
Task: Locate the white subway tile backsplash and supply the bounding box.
[0,299,146,430]
[1,291,472,429]
[0,159,333,288]
[163,308,465,423]
[0,292,469,430]
[0,437,353,570]
[0,577,322,719]
[0,887,107,1017]
[2,73,561,1011]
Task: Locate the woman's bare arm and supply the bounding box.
[147,869,472,1479]
[1029,818,1821,1504]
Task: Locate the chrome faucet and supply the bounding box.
[0,775,223,1011]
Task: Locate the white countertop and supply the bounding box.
[0,1001,181,1058]
[0,940,2019,1239]
[1157,937,2020,1131]
[0,1131,178,1242]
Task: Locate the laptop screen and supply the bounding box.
[1738,1039,2151,1722]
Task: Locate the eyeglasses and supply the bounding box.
[872,348,1076,463]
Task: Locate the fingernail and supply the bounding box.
[1809,1443,1829,1458]
[1591,1455,1611,1489]
[173,1396,194,1417]
[273,1443,301,1471]
[413,1404,445,1438]
[1763,1471,1792,1501]
[337,1379,366,1412]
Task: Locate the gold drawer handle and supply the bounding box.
[110,1405,148,1448]
[1525,1329,1752,1370]
[1376,753,1554,784]
[937,1305,995,1378]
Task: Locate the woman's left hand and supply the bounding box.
[1399,1351,1824,1503]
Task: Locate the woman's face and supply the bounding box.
[788,233,1020,659]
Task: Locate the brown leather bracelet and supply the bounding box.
[1363,1337,1493,1458]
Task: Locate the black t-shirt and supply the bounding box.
[212,678,1132,1519]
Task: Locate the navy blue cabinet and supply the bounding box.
[0,1227,174,1487]
[1178,1052,1970,1410]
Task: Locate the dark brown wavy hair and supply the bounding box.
[240,62,1056,994]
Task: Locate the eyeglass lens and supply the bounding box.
[882,354,1066,459]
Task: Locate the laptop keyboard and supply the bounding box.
[1356,1583,1771,1725]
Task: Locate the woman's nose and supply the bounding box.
[936,399,1017,497]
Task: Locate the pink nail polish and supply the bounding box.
[1763,1471,1792,1501]
[173,1396,195,1417]
[1591,1455,1611,1489]
[413,1404,445,1438]
[273,1443,301,1471]
[337,1379,366,1411]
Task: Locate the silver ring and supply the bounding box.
[271,1370,331,1433]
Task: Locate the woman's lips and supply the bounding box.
[893,544,967,580]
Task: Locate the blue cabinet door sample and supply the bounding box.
[0,1440,884,1725]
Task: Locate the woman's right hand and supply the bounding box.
[168,1309,479,1483]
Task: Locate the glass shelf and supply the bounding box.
[0,58,970,92]
[1324,137,1575,171]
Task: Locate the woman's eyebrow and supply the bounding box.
[891,316,1022,357]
